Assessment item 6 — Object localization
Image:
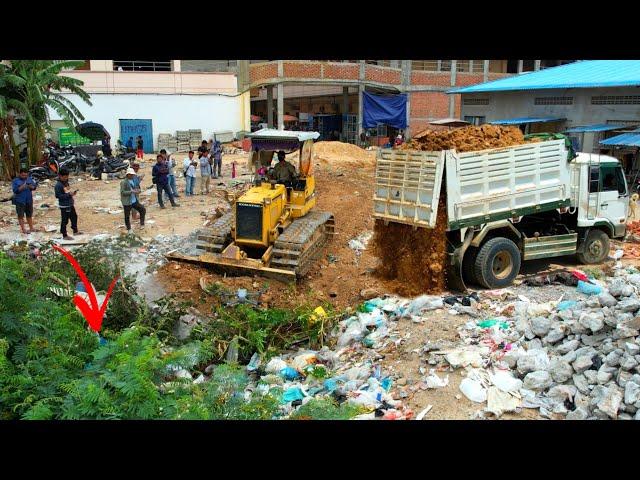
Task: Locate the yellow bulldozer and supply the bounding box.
[167,129,335,282]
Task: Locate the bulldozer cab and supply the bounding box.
[247,129,320,218]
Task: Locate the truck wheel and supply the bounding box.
[474,237,521,289]
[577,229,610,264]
[462,246,479,285]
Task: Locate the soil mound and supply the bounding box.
[314,141,376,167]
[403,125,527,152]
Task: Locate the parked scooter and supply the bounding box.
[29,155,60,181]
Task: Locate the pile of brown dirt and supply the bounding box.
[313,141,376,167]
[371,196,448,296]
[403,125,526,153]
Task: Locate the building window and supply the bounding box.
[471,61,484,73]
[464,116,486,126]
[411,60,438,71]
[463,98,490,106]
[113,60,172,71]
[181,60,237,72]
[440,60,452,72]
[534,97,574,105]
[456,60,470,72]
[592,95,640,105]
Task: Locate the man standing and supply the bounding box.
[55,168,82,240]
[12,168,38,234]
[185,156,197,196]
[160,149,180,199]
[130,162,144,221]
[183,151,195,195]
[121,167,146,233]
[152,155,179,209]
[197,140,208,158]
[126,136,134,153]
[199,153,212,195]
[102,135,112,157]
[136,135,144,159]
[212,140,223,178]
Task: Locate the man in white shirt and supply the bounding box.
[183,150,195,195]
[185,155,197,196]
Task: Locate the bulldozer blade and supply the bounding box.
[165,251,297,283]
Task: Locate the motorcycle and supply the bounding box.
[30,156,60,181]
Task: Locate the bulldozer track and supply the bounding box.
[271,211,335,278]
[196,211,233,253]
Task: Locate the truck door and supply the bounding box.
[598,163,629,236]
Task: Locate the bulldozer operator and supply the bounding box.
[270,150,298,187]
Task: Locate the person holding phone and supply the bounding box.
[55,168,82,240]
[12,168,38,234]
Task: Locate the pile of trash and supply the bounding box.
[428,265,640,420]
[221,294,454,420]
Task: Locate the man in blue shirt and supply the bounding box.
[151,154,179,209]
[126,136,134,153]
[12,168,38,234]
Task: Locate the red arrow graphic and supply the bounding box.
[52,244,119,333]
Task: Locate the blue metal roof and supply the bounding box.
[599,130,640,147]
[448,60,640,94]
[564,124,626,133]
[489,117,565,125]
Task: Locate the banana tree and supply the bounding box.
[7,60,92,169]
[0,63,26,179]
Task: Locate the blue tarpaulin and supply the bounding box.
[362,92,407,129]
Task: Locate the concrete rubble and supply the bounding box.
[417,265,640,419]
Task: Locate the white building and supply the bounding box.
[48,60,251,151]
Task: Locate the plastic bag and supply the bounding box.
[556,300,577,311]
[282,387,305,403]
[459,378,487,403]
[489,369,523,393]
[337,321,367,348]
[477,318,509,330]
[405,295,444,316]
[577,280,603,295]
[265,357,288,374]
[423,370,449,389]
[279,367,301,381]
[246,352,261,372]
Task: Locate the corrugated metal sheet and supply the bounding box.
[489,117,564,125]
[448,60,640,94]
[599,130,640,147]
[564,124,625,133]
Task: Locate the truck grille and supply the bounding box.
[236,203,263,240]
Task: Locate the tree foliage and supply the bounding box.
[0,60,92,179]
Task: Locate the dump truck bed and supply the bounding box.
[373,139,571,230]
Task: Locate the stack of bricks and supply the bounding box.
[176,130,190,152]
[189,129,202,150]
[157,134,177,152]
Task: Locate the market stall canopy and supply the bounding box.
[429,118,471,127]
[564,124,625,133]
[75,122,110,141]
[489,117,565,125]
[246,129,320,151]
[362,91,407,129]
[599,129,640,147]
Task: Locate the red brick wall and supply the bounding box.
[488,73,511,81]
[455,73,485,86]
[410,71,451,87]
[324,63,359,80]
[283,62,322,78]
[410,92,450,119]
[249,62,278,83]
[365,65,401,84]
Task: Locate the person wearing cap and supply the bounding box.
[271,150,297,186]
[120,167,146,233]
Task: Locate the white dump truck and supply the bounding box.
[373,137,629,290]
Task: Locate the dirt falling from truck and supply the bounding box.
[372,196,448,296]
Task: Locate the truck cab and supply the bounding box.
[571,153,629,239]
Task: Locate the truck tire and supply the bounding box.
[577,229,610,264]
[474,237,521,289]
[462,246,479,286]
